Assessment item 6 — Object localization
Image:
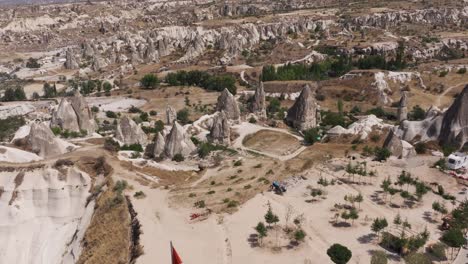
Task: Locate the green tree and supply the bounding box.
[154,120,165,133]
[264,202,279,227]
[43,82,57,98]
[294,229,306,242]
[327,243,352,264]
[103,81,112,93]
[140,112,149,122]
[374,147,391,161]
[140,74,159,89]
[441,228,466,258]
[177,108,190,124]
[304,128,321,145]
[255,222,267,245]
[371,218,388,238]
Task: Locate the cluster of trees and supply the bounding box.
[261,42,409,82]
[51,126,87,138]
[261,56,352,82]
[357,42,407,71]
[254,202,306,247]
[2,86,26,101]
[0,116,25,141]
[165,70,237,94]
[379,171,430,206]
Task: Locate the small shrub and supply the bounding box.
[188,193,196,198]
[414,142,427,154]
[227,200,239,208]
[113,180,128,194]
[106,111,117,118]
[121,143,143,152]
[456,67,467,74]
[172,153,185,162]
[194,200,205,208]
[207,190,215,195]
[233,160,242,166]
[134,191,146,199]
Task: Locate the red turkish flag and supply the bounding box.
[171,242,183,264]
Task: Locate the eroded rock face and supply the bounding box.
[383,129,403,157]
[250,82,266,119]
[215,89,240,121]
[51,92,97,134]
[286,84,319,130]
[209,111,230,145]
[27,122,73,158]
[166,105,177,125]
[439,85,468,149]
[51,98,80,132]
[0,166,93,264]
[115,116,148,146]
[383,129,416,159]
[152,132,166,158]
[164,121,196,158]
[397,91,408,122]
[69,91,97,134]
[64,48,79,70]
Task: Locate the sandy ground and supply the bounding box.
[123,153,468,264]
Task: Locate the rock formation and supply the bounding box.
[215,89,240,121]
[152,132,166,158]
[286,84,319,130]
[64,48,79,69]
[397,91,408,122]
[209,111,230,145]
[250,82,266,119]
[52,91,97,134]
[51,98,80,132]
[0,165,93,264]
[383,130,416,159]
[115,116,148,146]
[166,105,177,125]
[438,85,468,149]
[27,122,74,158]
[164,121,196,158]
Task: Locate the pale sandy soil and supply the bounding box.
[125,154,468,264]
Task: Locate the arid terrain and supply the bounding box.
[0,0,467,264]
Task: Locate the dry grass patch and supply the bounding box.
[77,180,131,264]
[243,130,301,155]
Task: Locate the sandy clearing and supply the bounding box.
[86,96,147,112]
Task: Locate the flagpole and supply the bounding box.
[170,241,173,264]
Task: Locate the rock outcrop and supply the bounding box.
[51,91,97,134]
[438,85,468,149]
[64,48,79,70]
[26,122,74,158]
[164,121,196,158]
[115,116,148,146]
[0,165,94,264]
[51,98,80,132]
[152,132,166,158]
[69,91,97,134]
[397,91,408,122]
[383,130,416,159]
[209,111,230,145]
[250,82,266,119]
[215,89,240,121]
[286,84,319,130]
[166,105,177,125]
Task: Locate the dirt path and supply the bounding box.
[435,82,466,108]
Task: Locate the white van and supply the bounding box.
[446,152,468,170]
